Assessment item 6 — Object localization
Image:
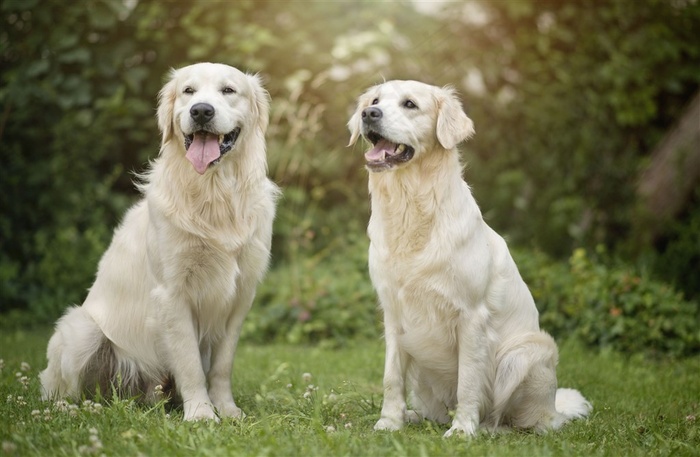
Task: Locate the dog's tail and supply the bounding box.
[555,387,592,421]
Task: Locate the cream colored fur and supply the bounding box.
[348,80,591,437]
[40,63,279,421]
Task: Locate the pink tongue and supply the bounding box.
[186,132,221,175]
[365,139,397,162]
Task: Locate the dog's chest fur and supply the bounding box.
[367,170,481,365]
[147,164,274,323]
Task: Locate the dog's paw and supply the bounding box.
[374,416,404,431]
[217,402,246,420]
[183,403,219,422]
[405,409,421,423]
[443,420,478,438]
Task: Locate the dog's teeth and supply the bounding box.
[396,144,406,153]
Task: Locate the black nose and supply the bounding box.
[190,103,215,124]
[362,106,382,124]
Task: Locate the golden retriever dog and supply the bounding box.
[40,63,278,421]
[348,80,591,437]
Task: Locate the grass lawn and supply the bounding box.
[0,327,698,456]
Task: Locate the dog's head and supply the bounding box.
[157,62,269,175]
[348,80,474,172]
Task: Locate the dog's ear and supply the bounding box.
[157,69,178,145]
[436,87,475,150]
[347,109,362,147]
[347,89,374,147]
[248,73,270,135]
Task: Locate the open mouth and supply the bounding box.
[363,130,415,172]
[183,127,241,175]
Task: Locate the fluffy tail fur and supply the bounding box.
[555,387,592,420]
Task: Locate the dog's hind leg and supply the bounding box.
[409,377,451,425]
[490,331,562,431]
[40,306,106,400]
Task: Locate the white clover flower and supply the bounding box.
[54,400,70,412]
[325,425,336,433]
[302,372,312,383]
[20,362,30,372]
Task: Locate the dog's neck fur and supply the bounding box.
[368,146,468,254]
[139,131,271,240]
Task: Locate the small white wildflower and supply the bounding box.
[31,409,41,418]
[18,376,29,389]
[15,372,22,378]
[344,422,353,429]
[20,362,30,372]
[15,396,26,406]
[0,359,5,370]
[303,391,312,399]
[89,427,98,435]
[54,400,69,412]
[2,441,18,453]
[154,384,164,397]
[286,383,292,389]
[325,425,336,433]
[327,393,338,403]
[302,372,312,383]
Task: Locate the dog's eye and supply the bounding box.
[371,98,379,105]
[183,87,195,95]
[222,87,236,95]
[403,99,418,109]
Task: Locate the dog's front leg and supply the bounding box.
[207,297,252,420]
[157,287,217,421]
[375,311,412,431]
[444,305,492,438]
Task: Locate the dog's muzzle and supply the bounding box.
[183,127,241,175]
[361,107,415,172]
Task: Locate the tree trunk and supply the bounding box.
[637,91,700,240]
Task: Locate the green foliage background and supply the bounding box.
[1,0,699,355]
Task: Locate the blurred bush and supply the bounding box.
[244,231,379,347]
[517,247,700,357]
